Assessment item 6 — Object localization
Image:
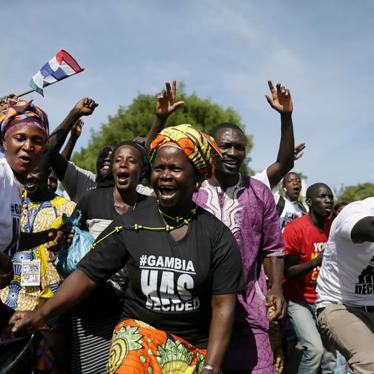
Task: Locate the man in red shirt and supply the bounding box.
[283,182,336,373]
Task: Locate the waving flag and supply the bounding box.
[29,50,84,96]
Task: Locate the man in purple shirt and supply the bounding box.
[194,81,291,373]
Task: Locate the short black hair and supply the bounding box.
[111,140,150,179]
[282,172,301,188]
[306,182,331,199]
[210,123,245,140]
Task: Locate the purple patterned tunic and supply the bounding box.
[194,175,284,373]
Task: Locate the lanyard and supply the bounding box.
[23,197,53,233]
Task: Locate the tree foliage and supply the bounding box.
[72,85,253,173]
[336,183,374,203]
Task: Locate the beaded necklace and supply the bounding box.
[91,204,198,250]
[158,206,197,225]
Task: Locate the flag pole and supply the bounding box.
[16,89,35,98]
[16,70,83,98]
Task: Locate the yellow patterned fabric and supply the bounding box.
[0,194,75,311]
[149,124,221,179]
[107,319,206,374]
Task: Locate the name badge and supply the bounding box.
[21,260,41,287]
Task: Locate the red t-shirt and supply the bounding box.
[283,215,331,303]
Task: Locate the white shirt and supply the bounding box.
[253,169,271,190]
[317,197,374,308]
[274,193,305,230]
[0,158,23,255]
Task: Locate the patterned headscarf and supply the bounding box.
[0,98,49,140]
[150,124,221,178]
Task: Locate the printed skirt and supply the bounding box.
[107,319,207,374]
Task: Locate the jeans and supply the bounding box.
[287,300,336,374]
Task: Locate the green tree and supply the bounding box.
[336,183,374,203]
[72,85,253,173]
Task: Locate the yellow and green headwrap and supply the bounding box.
[149,124,222,178]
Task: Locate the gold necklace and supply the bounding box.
[157,205,197,225]
[91,206,198,250]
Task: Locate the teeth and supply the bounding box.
[159,186,176,195]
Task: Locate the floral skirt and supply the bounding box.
[107,319,207,374]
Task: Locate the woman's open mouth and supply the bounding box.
[117,172,130,185]
[18,154,32,165]
[158,185,177,199]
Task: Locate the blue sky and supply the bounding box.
[2,0,373,192]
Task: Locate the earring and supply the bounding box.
[195,182,200,190]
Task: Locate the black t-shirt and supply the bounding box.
[78,199,244,347]
[74,186,149,228]
[72,187,151,318]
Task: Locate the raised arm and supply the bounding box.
[51,119,84,181]
[202,293,236,374]
[145,80,184,149]
[47,98,97,155]
[351,216,374,243]
[49,100,95,183]
[10,269,97,332]
[61,119,84,160]
[264,81,295,190]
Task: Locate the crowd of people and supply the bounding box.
[0,80,373,374]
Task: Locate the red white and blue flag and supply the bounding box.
[29,50,84,96]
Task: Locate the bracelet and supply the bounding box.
[200,364,219,373]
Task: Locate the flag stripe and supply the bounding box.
[57,50,84,73]
[29,79,44,96]
[52,67,68,81]
[40,62,54,78]
[44,76,57,84]
[49,56,60,71]
[59,61,76,76]
[31,72,44,89]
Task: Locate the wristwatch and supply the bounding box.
[200,364,219,373]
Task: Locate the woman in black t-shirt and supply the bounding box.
[11,125,244,374]
[69,140,151,374]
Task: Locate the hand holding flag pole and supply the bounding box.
[16,49,84,98]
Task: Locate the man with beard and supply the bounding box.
[283,183,336,373]
[194,81,290,373]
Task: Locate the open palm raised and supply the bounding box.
[156,80,184,119]
[265,80,293,114]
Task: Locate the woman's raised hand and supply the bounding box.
[155,80,184,119]
[73,97,98,117]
